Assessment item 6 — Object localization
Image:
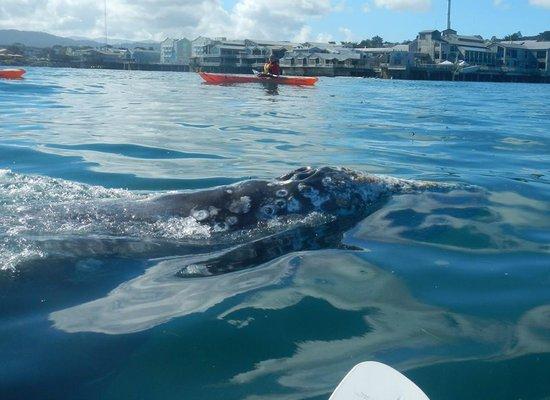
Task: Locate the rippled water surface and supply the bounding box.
[1,68,549,399]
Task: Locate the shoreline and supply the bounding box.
[2,62,549,84]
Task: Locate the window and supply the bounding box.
[508,49,517,58]
[536,50,546,59]
[538,61,546,69]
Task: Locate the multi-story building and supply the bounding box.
[411,29,493,65]
[356,44,413,68]
[160,38,191,65]
[175,39,191,64]
[280,42,374,76]
[160,38,176,64]
[191,36,213,58]
[490,40,550,74]
[190,38,292,73]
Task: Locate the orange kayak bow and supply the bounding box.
[199,72,318,86]
[0,69,26,79]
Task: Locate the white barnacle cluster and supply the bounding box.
[191,206,220,222]
[298,182,329,209]
[321,176,334,188]
[228,196,252,214]
[191,209,209,221]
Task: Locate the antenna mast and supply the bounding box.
[447,0,451,30]
[104,0,108,47]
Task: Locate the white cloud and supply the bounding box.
[292,25,312,42]
[0,0,337,41]
[373,0,431,12]
[339,27,354,42]
[229,0,334,40]
[363,2,372,12]
[316,32,334,42]
[529,0,550,8]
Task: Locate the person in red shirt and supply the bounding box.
[263,56,281,76]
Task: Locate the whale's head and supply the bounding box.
[269,166,416,219]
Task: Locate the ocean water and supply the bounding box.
[0,67,549,399]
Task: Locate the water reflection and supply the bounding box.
[50,250,550,399]
[50,252,296,334]
[261,82,279,96]
[351,189,548,253]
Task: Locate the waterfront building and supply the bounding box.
[411,29,492,65]
[160,38,175,64]
[175,38,191,64]
[160,38,191,65]
[190,37,293,73]
[280,43,373,76]
[238,39,292,69]
[356,44,413,68]
[191,36,214,58]
[77,48,130,65]
[490,40,550,73]
[132,49,161,64]
[191,39,246,70]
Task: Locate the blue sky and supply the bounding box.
[223,0,550,42]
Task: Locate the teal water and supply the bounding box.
[0,67,549,399]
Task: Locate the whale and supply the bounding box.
[0,166,443,277]
[146,166,439,277]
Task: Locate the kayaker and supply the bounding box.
[263,56,281,76]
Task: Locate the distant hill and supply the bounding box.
[70,36,161,50]
[0,29,102,48]
[0,29,160,50]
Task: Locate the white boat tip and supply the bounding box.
[329,361,429,400]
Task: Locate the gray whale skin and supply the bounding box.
[149,166,435,278]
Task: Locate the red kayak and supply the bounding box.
[199,72,318,86]
[0,68,26,79]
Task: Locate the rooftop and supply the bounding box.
[498,40,550,50]
[443,35,488,47]
[356,44,409,53]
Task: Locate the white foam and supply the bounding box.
[0,170,213,270]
